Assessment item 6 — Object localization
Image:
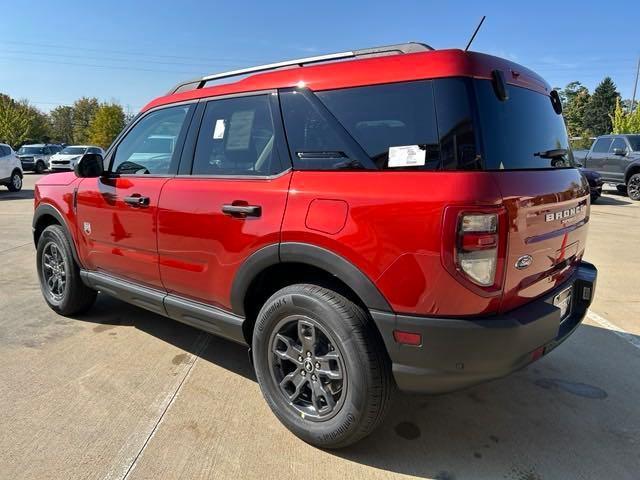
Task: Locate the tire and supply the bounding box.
[627,174,640,201]
[590,191,600,204]
[7,170,22,192]
[252,284,393,449]
[35,160,46,174]
[36,225,97,315]
[616,184,628,195]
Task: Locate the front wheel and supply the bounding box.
[252,284,393,449]
[36,225,97,315]
[627,174,640,201]
[7,171,22,192]
[35,160,46,174]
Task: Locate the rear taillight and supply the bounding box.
[442,206,507,295]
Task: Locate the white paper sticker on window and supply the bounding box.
[213,119,226,139]
[387,145,426,167]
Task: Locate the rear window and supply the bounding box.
[592,138,612,153]
[474,80,573,169]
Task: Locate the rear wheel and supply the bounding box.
[627,174,640,201]
[36,225,97,315]
[617,184,628,195]
[252,284,393,449]
[7,171,22,192]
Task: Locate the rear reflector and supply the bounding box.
[393,330,422,346]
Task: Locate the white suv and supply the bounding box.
[49,145,105,171]
[0,143,23,192]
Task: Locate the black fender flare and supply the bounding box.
[230,242,391,316]
[33,203,82,266]
[624,160,640,183]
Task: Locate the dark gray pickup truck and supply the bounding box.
[574,134,640,200]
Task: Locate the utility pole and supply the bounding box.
[632,55,640,113]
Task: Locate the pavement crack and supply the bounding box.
[0,242,31,255]
[104,333,211,480]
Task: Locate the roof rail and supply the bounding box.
[167,42,433,95]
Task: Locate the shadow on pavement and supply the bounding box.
[0,188,34,201]
[75,295,639,479]
[594,194,632,206]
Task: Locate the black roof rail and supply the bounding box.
[167,42,433,95]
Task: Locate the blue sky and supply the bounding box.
[1,0,638,113]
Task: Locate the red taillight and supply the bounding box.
[441,206,507,295]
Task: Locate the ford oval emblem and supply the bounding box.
[515,255,533,270]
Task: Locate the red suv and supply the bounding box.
[33,43,597,448]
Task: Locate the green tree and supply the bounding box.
[611,97,640,134]
[88,103,125,148]
[0,94,50,148]
[560,81,591,137]
[72,97,99,144]
[49,106,75,144]
[583,77,620,136]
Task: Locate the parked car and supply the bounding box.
[574,134,640,200]
[32,43,597,448]
[0,143,23,192]
[49,146,105,172]
[580,167,604,203]
[16,144,62,173]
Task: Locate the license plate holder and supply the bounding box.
[553,285,573,323]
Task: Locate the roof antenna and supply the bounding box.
[464,16,486,52]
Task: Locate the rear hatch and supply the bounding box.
[471,78,590,312]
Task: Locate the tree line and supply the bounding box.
[0,93,130,149]
[558,77,640,149]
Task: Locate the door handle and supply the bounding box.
[123,195,150,207]
[222,203,262,218]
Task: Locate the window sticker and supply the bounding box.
[387,145,426,167]
[213,119,226,139]
[226,110,255,150]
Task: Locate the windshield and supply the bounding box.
[60,147,87,155]
[18,146,44,155]
[474,80,573,169]
[626,135,640,151]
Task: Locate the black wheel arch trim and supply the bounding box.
[230,242,392,316]
[625,161,640,183]
[33,203,82,266]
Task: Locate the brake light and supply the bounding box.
[441,206,507,295]
[458,213,498,286]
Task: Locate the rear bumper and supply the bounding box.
[371,261,597,394]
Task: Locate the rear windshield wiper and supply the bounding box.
[534,148,568,159]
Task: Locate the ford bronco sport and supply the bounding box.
[32,42,597,448]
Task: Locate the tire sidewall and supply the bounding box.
[253,288,372,447]
[8,171,22,192]
[36,226,73,313]
[628,174,640,201]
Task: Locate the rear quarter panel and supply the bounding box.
[282,171,504,316]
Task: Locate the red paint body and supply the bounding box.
[34,48,590,319]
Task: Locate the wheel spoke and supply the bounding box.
[279,370,308,402]
[310,379,336,413]
[272,334,303,365]
[297,320,316,354]
[315,351,342,380]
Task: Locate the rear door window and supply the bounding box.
[191,95,284,176]
[609,137,627,153]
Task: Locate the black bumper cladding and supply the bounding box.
[371,261,597,394]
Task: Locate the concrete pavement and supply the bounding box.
[1,175,638,480]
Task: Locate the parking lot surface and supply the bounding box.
[1,174,639,480]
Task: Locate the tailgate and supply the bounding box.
[490,169,591,313]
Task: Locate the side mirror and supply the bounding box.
[613,148,627,156]
[74,153,104,178]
